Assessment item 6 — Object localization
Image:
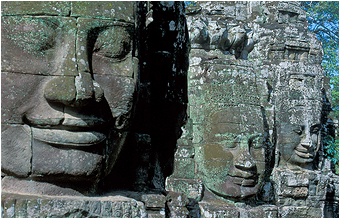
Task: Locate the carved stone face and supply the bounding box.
[278,107,321,169]
[197,106,267,199]
[277,71,323,169]
[1,2,136,185]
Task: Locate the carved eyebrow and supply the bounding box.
[247,133,262,146]
[248,133,262,141]
[77,18,133,28]
[292,125,305,134]
[4,16,59,54]
[18,16,59,31]
[227,133,262,143]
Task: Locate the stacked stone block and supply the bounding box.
[141,194,166,218]
[2,193,147,218]
[272,168,328,217]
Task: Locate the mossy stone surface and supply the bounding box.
[2,1,71,16]
[71,1,134,21]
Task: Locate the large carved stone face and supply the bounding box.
[1,2,136,185]
[197,106,267,199]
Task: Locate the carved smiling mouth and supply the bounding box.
[229,175,258,187]
[32,127,106,147]
[294,145,314,159]
[25,113,108,147]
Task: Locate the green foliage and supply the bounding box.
[330,75,339,118]
[184,1,196,7]
[301,1,339,55]
[301,1,339,171]
[301,1,339,112]
[324,136,339,174]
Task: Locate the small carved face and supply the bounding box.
[277,81,322,169]
[279,119,321,168]
[1,2,136,185]
[197,106,268,199]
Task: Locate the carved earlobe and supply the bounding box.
[114,114,129,130]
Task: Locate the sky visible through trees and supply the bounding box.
[301,1,339,172]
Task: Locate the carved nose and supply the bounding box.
[74,72,104,104]
[234,153,256,170]
[301,133,312,148]
[234,139,256,170]
[44,73,104,107]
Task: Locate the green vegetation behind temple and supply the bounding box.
[301,1,339,174]
[184,1,196,7]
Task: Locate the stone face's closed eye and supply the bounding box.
[93,25,132,60]
[249,134,263,149]
[310,124,321,134]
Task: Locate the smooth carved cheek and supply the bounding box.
[200,145,231,180]
[250,150,265,161]
[203,159,231,175]
[279,134,301,144]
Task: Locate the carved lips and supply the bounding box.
[228,175,258,187]
[232,177,257,187]
[26,113,108,147]
[294,144,314,159]
[32,128,106,147]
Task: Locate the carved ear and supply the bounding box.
[114,114,129,130]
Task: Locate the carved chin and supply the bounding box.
[30,128,127,182]
[31,138,105,182]
[207,177,259,199]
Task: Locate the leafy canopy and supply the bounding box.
[301,1,339,172]
[301,1,339,115]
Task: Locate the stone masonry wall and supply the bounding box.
[166,1,338,218]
